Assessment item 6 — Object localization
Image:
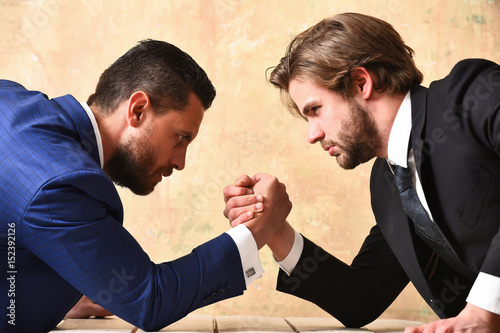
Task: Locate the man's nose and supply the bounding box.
[172,148,186,171]
[308,120,325,144]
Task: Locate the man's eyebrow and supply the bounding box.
[301,101,316,116]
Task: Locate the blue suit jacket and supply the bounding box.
[0,80,246,332]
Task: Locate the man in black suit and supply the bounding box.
[223,13,500,332]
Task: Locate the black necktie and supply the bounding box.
[393,165,475,280]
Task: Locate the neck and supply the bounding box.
[369,90,407,159]
[88,104,120,168]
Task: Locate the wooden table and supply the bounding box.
[50,314,424,332]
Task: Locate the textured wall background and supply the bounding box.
[2,0,499,324]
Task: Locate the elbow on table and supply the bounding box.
[338,314,378,329]
[319,296,387,329]
[132,309,188,332]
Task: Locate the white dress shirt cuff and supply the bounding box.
[225,224,264,287]
[466,272,500,315]
[276,229,304,276]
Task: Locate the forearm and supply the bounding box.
[276,238,382,328]
[277,228,409,328]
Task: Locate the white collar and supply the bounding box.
[387,91,412,168]
[80,102,104,168]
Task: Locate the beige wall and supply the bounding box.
[2,0,499,324]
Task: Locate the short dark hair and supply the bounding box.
[87,39,216,115]
[269,13,423,116]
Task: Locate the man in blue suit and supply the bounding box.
[0,39,291,332]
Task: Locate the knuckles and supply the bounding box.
[223,173,293,224]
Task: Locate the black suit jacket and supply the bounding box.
[277,59,500,328]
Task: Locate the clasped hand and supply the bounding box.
[223,173,292,249]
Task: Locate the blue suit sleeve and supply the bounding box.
[20,170,246,331]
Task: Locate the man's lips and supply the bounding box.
[323,145,337,156]
[162,169,173,178]
[155,168,174,183]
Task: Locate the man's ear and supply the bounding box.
[126,91,151,127]
[351,67,373,100]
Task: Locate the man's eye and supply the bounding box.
[311,106,320,112]
[178,134,185,143]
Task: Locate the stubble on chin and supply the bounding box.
[103,134,159,196]
[335,101,382,170]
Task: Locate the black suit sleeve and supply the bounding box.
[277,226,409,328]
[449,60,500,278]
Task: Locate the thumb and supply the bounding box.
[252,172,268,183]
[234,174,257,187]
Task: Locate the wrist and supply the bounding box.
[463,303,500,329]
[267,221,295,262]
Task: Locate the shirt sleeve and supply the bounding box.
[275,229,304,276]
[467,272,500,314]
[225,224,264,286]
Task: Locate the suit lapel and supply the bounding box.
[53,95,101,167]
[371,159,435,312]
[410,85,428,178]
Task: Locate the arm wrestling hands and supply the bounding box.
[223,173,294,258]
[224,174,500,333]
[64,174,290,321]
[65,174,290,321]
